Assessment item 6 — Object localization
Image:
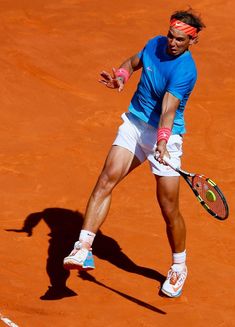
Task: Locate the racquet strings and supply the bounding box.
[192,175,228,219]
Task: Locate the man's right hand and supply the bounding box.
[154,141,170,164]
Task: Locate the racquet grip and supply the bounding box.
[162,155,177,171]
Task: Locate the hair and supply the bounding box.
[170,8,206,32]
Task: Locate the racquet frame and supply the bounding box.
[163,156,229,220]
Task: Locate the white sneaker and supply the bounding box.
[63,241,95,271]
[161,265,187,297]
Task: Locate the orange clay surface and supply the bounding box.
[0,1,234,326]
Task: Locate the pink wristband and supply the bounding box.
[157,127,171,143]
[116,68,130,83]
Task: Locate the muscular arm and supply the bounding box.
[118,54,143,76]
[159,92,180,128]
[99,53,142,91]
[156,92,180,160]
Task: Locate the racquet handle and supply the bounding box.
[155,152,179,171]
[162,155,178,171]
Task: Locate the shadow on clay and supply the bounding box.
[6,207,166,313]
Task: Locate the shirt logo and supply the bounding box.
[146,66,152,72]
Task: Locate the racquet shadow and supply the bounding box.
[6,207,165,307]
[79,271,166,314]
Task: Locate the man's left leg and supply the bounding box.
[155,175,187,297]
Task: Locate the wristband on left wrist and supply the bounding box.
[116,68,130,83]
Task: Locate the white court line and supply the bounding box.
[0,314,19,327]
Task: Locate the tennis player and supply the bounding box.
[64,9,205,297]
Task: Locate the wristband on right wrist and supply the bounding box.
[157,127,171,143]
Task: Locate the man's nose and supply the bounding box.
[170,38,177,46]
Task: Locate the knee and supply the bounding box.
[159,198,179,221]
[159,200,185,230]
[94,168,120,196]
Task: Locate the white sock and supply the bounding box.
[172,250,186,272]
[79,229,96,247]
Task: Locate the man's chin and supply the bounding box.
[168,48,179,56]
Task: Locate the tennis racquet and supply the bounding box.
[163,156,229,220]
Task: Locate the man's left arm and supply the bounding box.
[156,91,180,162]
[99,54,142,92]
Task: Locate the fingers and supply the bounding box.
[112,67,117,78]
[100,70,113,81]
[99,68,125,91]
[99,79,117,89]
[154,147,170,165]
[154,150,160,161]
[154,150,165,163]
[99,73,115,88]
[100,69,117,83]
[99,79,114,88]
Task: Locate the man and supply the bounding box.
[63,9,205,298]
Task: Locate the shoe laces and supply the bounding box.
[70,241,92,258]
[68,241,82,256]
[168,270,179,285]
[74,241,82,250]
[69,246,89,263]
[168,268,187,285]
[74,241,92,250]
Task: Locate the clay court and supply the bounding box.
[0,0,234,326]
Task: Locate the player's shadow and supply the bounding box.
[6,207,165,302]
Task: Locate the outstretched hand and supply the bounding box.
[99,68,124,92]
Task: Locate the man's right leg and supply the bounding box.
[63,145,141,270]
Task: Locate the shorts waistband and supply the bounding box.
[125,112,156,130]
[124,112,183,137]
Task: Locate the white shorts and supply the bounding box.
[113,112,183,177]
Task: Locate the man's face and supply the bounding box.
[167,27,194,56]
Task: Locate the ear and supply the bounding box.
[189,36,199,45]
